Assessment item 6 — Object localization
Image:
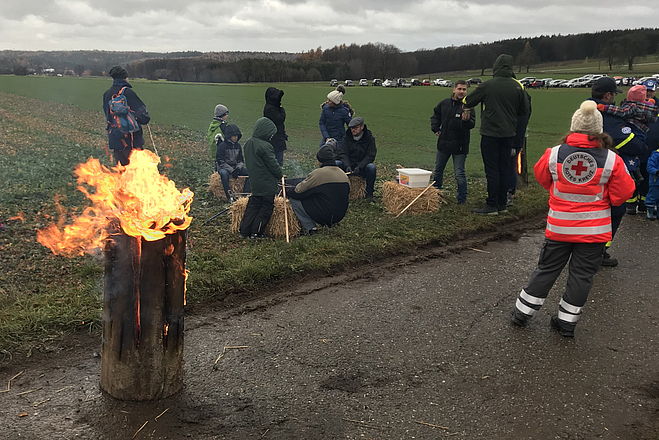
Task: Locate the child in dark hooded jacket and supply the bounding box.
[216,124,249,201]
[263,87,288,165]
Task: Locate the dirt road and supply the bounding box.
[1,217,657,439]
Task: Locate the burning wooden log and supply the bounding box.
[101,228,187,400]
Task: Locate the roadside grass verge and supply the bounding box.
[0,90,549,359]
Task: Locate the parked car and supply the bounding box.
[410,79,421,86]
[344,79,354,87]
[548,79,566,87]
[467,78,482,85]
[633,76,655,85]
[520,77,536,86]
[330,79,338,86]
[359,79,368,86]
[422,79,431,86]
[433,78,444,86]
[372,78,383,86]
[382,79,395,87]
[397,78,411,88]
[439,79,454,87]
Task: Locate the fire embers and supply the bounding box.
[37,150,194,256]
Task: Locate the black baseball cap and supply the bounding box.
[592,77,622,94]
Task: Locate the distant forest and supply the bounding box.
[2,28,658,82]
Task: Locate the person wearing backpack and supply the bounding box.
[102,66,150,165]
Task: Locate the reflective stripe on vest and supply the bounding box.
[552,188,604,203]
[548,146,615,204]
[546,223,611,235]
[548,145,560,181]
[613,132,635,150]
[548,208,611,220]
[599,150,616,184]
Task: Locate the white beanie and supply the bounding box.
[570,101,603,135]
[327,90,343,105]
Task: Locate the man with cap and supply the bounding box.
[207,104,230,159]
[590,76,646,266]
[319,90,352,147]
[286,144,350,235]
[510,100,635,337]
[102,66,150,165]
[337,117,377,199]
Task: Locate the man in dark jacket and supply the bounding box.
[287,144,350,235]
[590,77,646,266]
[430,80,475,204]
[239,117,283,238]
[216,124,250,201]
[464,54,530,214]
[337,117,377,199]
[319,90,352,147]
[102,66,150,165]
[263,87,288,165]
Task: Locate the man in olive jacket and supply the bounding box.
[239,117,283,238]
[465,54,530,214]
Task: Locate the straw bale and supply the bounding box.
[382,181,444,216]
[208,173,248,201]
[349,175,366,200]
[230,196,301,238]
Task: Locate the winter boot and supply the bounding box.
[646,206,658,220]
[550,315,575,338]
[601,250,618,267]
[510,309,531,327]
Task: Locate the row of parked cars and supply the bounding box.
[330,77,482,88]
[519,74,659,89]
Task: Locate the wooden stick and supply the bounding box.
[16,388,41,396]
[281,176,290,243]
[395,181,436,218]
[414,420,452,431]
[154,408,169,421]
[468,247,490,254]
[32,398,50,407]
[132,421,149,439]
[146,125,159,157]
[1,371,24,393]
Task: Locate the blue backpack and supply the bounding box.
[109,87,140,134]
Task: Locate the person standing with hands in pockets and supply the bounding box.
[430,80,476,204]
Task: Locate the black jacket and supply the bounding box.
[102,79,150,150]
[263,87,287,151]
[216,124,246,174]
[288,165,350,227]
[464,54,530,138]
[430,97,476,154]
[339,125,377,170]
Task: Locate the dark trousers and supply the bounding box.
[112,147,135,166]
[239,195,274,236]
[480,135,514,208]
[518,239,605,325]
[336,161,377,197]
[218,168,250,199]
[274,149,284,166]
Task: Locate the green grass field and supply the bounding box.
[0,75,597,356]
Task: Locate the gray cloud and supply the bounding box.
[0,0,655,52]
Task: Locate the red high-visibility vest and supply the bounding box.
[534,133,635,243]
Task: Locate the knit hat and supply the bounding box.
[336,84,346,94]
[627,85,647,102]
[323,138,338,148]
[108,66,127,79]
[316,144,336,165]
[214,104,229,119]
[348,116,364,128]
[570,100,603,135]
[327,90,343,104]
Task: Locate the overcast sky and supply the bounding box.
[1,0,655,53]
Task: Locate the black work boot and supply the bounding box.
[472,205,498,215]
[510,309,531,327]
[601,250,618,267]
[550,315,575,338]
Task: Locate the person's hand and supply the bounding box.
[461,110,471,121]
[231,169,240,178]
[353,166,361,175]
[345,167,352,174]
[596,104,606,112]
[435,131,441,137]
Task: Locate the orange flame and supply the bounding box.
[37,150,193,256]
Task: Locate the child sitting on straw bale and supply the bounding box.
[215,124,250,202]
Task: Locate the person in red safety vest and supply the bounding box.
[511,100,635,337]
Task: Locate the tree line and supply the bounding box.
[2,28,658,82]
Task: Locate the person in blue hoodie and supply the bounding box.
[645,147,659,220]
[216,124,250,202]
[102,66,150,165]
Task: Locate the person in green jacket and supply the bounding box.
[239,117,283,238]
[207,104,229,159]
[464,54,530,215]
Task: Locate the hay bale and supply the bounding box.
[382,181,444,216]
[208,173,248,201]
[230,196,301,239]
[349,175,366,200]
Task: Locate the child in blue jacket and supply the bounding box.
[646,148,659,220]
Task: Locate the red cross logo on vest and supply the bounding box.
[562,152,597,184]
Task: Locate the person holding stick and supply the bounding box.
[239,117,282,239]
[286,144,350,235]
